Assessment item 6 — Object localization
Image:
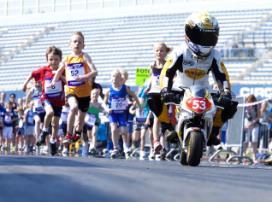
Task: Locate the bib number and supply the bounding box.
[67,63,85,86]
[33,98,44,113]
[4,115,11,123]
[85,113,96,126]
[111,98,127,111]
[27,115,34,125]
[45,79,62,98]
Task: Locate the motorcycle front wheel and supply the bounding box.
[187,131,203,166]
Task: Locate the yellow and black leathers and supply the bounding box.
[159,44,232,138]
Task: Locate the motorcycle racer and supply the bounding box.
[160,11,237,146]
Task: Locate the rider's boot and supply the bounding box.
[207,127,221,146]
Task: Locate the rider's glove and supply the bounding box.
[219,89,232,105]
[222,89,232,100]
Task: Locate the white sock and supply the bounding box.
[89,141,94,149]
[123,143,129,152]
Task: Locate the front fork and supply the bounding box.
[176,115,184,146]
[177,118,210,151]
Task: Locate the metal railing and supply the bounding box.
[0,0,188,16]
[2,0,270,17]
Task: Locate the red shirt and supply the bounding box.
[32,66,65,107]
[31,69,43,82]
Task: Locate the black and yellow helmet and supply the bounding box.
[185,11,219,56]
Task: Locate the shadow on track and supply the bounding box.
[0,155,97,168]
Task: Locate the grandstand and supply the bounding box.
[0,0,272,93]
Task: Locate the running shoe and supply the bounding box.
[154,141,162,154]
[50,142,57,156]
[139,150,146,160]
[72,134,81,142]
[41,145,48,155]
[102,149,110,158]
[36,131,49,146]
[62,147,69,156]
[89,147,98,156]
[63,134,73,143]
[148,149,155,160]
[155,154,161,161]
[110,149,119,159]
[125,151,131,160]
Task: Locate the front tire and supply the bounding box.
[187,131,203,166]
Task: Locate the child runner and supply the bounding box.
[130,84,152,160]
[16,98,26,152]
[0,93,5,150]
[83,88,108,157]
[25,81,45,148]
[50,32,97,146]
[146,42,172,155]
[104,69,140,159]
[33,46,65,156]
[120,69,134,147]
[59,99,70,155]
[23,101,35,153]
[2,102,17,153]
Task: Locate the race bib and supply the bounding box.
[150,75,161,93]
[4,115,11,123]
[111,98,127,111]
[33,97,44,113]
[85,113,96,126]
[136,108,145,119]
[45,79,62,98]
[27,116,34,125]
[67,63,85,86]
[151,75,160,87]
[136,108,146,122]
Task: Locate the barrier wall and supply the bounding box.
[226,97,245,147]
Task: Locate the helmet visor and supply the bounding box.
[185,25,219,46]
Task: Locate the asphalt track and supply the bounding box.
[0,155,271,202]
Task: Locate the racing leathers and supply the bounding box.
[161,44,230,95]
[160,44,235,145]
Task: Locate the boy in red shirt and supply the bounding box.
[23,46,65,155]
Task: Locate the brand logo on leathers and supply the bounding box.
[184,68,206,80]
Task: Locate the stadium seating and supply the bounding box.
[0,8,272,91]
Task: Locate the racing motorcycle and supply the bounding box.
[165,85,237,166]
[174,85,217,166]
